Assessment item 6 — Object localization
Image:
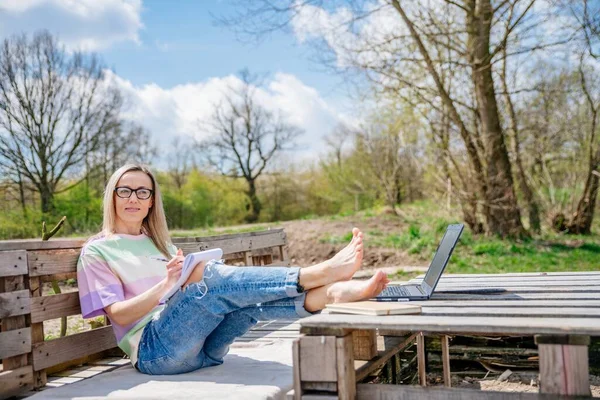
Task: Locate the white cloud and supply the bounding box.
[107,71,356,165]
[0,0,142,51]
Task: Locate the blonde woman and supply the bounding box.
[77,164,389,375]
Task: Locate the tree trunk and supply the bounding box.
[17,170,27,218]
[567,168,599,234]
[467,0,526,238]
[40,184,55,214]
[245,179,261,223]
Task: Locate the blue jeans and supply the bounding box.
[136,260,313,375]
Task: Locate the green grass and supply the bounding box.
[317,201,600,279]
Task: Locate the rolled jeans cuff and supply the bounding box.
[285,267,303,297]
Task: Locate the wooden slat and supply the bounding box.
[430,292,600,300]
[418,307,600,318]
[30,292,81,323]
[414,279,600,287]
[417,333,426,386]
[418,271,600,278]
[441,335,451,388]
[29,276,47,388]
[0,239,84,251]
[355,334,416,382]
[28,249,80,277]
[356,383,561,399]
[0,365,33,398]
[0,275,29,370]
[0,250,27,276]
[0,328,31,359]
[173,229,286,255]
[336,334,356,400]
[32,326,117,371]
[434,285,600,292]
[299,336,337,382]
[411,300,600,307]
[538,342,590,396]
[0,289,30,318]
[433,275,600,282]
[300,314,600,336]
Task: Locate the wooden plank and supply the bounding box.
[173,229,286,255]
[32,326,117,371]
[417,280,600,287]
[0,328,31,359]
[355,334,417,382]
[419,307,600,318]
[416,275,600,282]
[0,275,29,371]
[0,250,28,276]
[352,330,377,361]
[0,289,30,318]
[0,365,33,399]
[279,244,290,266]
[244,251,253,266]
[417,333,426,386]
[417,271,600,278]
[411,300,600,307]
[299,336,338,382]
[434,285,600,292]
[292,338,302,400]
[30,292,81,323]
[441,335,451,388]
[300,314,600,336]
[28,276,46,388]
[537,342,590,396]
[27,249,80,277]
[430,292,600,300]
[336,334,356,400]
[355,383,564,399]
[0,239,84,251]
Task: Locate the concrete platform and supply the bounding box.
[27,340,295,400]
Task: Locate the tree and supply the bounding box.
[221,1,582,237]
[198,70,302,222]
[0,31,122,214]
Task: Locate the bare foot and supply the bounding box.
[326,227,364,281]
[327,270,390,303]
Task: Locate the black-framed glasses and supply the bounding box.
[114,187,153,200]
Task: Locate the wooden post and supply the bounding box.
[535,335,590,396]
[28,276,47,388]
[336,333,356,400]
[417,332,426,386]
[292,338,302,400]
[441,335,451,387]
[0,250,32,397]
[352,329,377,361]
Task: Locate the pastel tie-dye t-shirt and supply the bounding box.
[77,232,176,365]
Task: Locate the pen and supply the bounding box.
[149,256,169,262]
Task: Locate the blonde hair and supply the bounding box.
[102,164,173,259]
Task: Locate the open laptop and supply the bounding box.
[375,224,464,301]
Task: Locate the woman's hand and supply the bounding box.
[164,248,184,289]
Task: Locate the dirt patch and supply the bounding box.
[280,216,428,278]
[428,372,600,396]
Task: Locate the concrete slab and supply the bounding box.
[28,341,295,400]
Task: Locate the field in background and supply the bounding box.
[171,201,600,279]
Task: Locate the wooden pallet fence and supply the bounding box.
[0,229,290,399]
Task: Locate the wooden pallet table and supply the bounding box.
[293,271,600,399]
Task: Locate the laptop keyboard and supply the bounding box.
[379,285,413,297]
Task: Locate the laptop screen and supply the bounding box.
[423,225,463,290]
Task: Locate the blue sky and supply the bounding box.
[102,2,342,96]
[0,0,357,164]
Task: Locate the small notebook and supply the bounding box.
[159,248,223,304]
[325,301,422,316]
